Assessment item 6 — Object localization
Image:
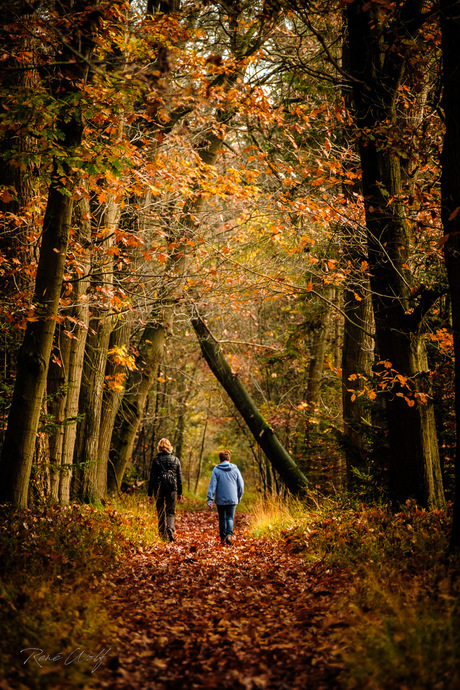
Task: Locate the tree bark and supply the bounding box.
[0,0,97,507]
[342,249,374,480]
[75,195,118,502]
[58,197,91,503]
[108,314,168,492]
[346,0,445,508]
[190,308,308,496]
[46,196,91,502]
[440,0,460,549]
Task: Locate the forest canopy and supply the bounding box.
[0,0,460,545]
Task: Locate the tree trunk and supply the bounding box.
[346,0,445,508]
[48,331,73,499]
[0,176,80,507]
[306,294,331,409]
[75,196,118,502]
[46,197,91,502]
[0,0,96,507]
[194,414,208,494]
[99,319,132,490]
[58,198,91,503]
[342,261,374,479]
[190,308,308,496]
[440,0,460,549]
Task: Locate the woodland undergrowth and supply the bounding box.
[0,494,458,689]
[251,495,460,690]
[0,500,160,689]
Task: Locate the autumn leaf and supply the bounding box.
[0,189,14,204]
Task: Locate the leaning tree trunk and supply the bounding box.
[346,0,445,509]
[108,314,168,493]
[190,308,308,496]
[440,0,460,549]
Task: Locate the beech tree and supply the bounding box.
[344,0,445,508]
[0,0,103,507]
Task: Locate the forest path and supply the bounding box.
[95,510,346,690]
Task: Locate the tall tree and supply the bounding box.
[345,0,445,508]
[440,0,460,548]
[109,0,282,491]
[0,0,100,507]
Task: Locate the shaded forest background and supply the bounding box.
[1,0,460,544]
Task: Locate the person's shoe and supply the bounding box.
[167,528,175,542]
[225,535,232,545]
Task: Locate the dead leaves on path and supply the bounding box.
[95,511,346,689]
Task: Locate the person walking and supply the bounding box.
[148,438,182,542]
[207,449,244,546]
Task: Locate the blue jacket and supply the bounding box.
[207,462,244,506]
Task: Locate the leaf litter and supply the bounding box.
[95,510,347,689]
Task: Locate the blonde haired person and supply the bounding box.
[148,438,183,542]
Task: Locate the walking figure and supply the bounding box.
[148,438,182,542]
[207,449,244,546]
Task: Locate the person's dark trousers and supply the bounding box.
[217,504,236,541]
[155,490,177,540]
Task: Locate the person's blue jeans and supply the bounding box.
[217,504,236,541]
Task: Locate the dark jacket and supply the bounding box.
[148,451,182,497]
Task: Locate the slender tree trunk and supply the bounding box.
[99,319,132,489]
[75,196,118,502]
[108,316,168,492]
[190,308,308,496]
[440,0,460,549]
[194,414,208,494]
[306,294,331,409]
[48,332,72,499]
[58,198,91,503]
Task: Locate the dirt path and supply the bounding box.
[95,510,346,690]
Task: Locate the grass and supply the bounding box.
[248,494,460,690]
[2,491,458,689]
[0,498,162,689]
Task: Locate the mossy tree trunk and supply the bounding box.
[190,308,308,496]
